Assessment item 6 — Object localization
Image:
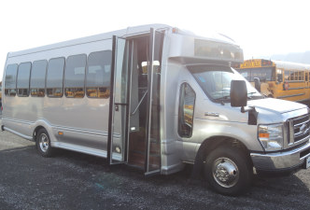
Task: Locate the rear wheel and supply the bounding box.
[36,129,53,157]
[204,145,252,195]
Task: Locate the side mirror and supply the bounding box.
[253,77,261,92]
[230,80,247,107]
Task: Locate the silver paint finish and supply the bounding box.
[2,24,310,176]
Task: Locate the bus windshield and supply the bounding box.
[189,65,263,102]
[237,67,274,82]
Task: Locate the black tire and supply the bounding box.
[204,145,252,196]
[36,129,53,157]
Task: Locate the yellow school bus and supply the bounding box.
[234,59,310,104]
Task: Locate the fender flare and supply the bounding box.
[191,136,251,180]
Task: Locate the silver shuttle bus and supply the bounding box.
[2,24,310,195]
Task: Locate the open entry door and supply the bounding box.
[108,29,164,172]
[144,28,164,175]
[108,36,129,164]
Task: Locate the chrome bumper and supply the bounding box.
[250,140,310,171]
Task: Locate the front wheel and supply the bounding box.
[204,145,252,196]
[36,129,53,157]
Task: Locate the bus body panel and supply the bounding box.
[2,24,310,196]
[3,38,114,156]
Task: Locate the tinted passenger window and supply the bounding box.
[31,60,47,97]
[86,51,112,98]
[46,58,65,97]
[5,64,18,96]
[17,62,31,97]
[65,54,86,98]
[178,83,195,137]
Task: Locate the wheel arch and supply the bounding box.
[31,120,56,144]
[33,125,47,139]
[191,136,252,179]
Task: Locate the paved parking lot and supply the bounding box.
[1,127,310,209]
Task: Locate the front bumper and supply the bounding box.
[250,140,310,172]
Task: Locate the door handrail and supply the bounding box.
[131,90,148,115]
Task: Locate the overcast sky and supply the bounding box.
[1,0,309,80]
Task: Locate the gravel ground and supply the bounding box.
[1,126,310,209]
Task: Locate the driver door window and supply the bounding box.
[178,83,195,138]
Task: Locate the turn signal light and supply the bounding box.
[259,133,269,138]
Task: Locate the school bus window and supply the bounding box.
[276,69,283,82]
[238,70,249,81]
[298,71,302,80]
[31,60,47,97]
[86,51,112,98]
[289,72,293,80]
[297,71,300,80]
[46,57,65,97]
[296,72,300,80]
[17,62,31,97]
[5,64,18,96]
[65,54,86,98]
[284,70,290,81]
[237,67,273,82]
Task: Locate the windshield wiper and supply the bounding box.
[214,95,230,105]
[247,91,264,100]
[247,92,256,99]
[215,95,230,100]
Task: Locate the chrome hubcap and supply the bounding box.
[213,157,239,188]
[39,133,49,153]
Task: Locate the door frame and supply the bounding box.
[108,29,164,175]
[107,36,129,165]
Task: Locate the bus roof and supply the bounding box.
[7,24,170,58]
[272,60,310,71]
[237,58,310,71]
[7,24,240,59]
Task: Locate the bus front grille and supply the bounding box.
[291,114,310,144]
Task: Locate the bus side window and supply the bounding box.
[31,60,47,97]
[299,71,303,80]
[46,58,65,98]
[284,70,290,81]
[5,64,18,96]
[178,83,195,138]
[65,54,87,98]
[17,62,31,97]
[276,69,283,83]
[294,72,298,80]
[86,51,112,98]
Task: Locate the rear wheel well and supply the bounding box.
[191,137,252,179]
[33,126,46,139]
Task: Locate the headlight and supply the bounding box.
[258,123,283,151]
